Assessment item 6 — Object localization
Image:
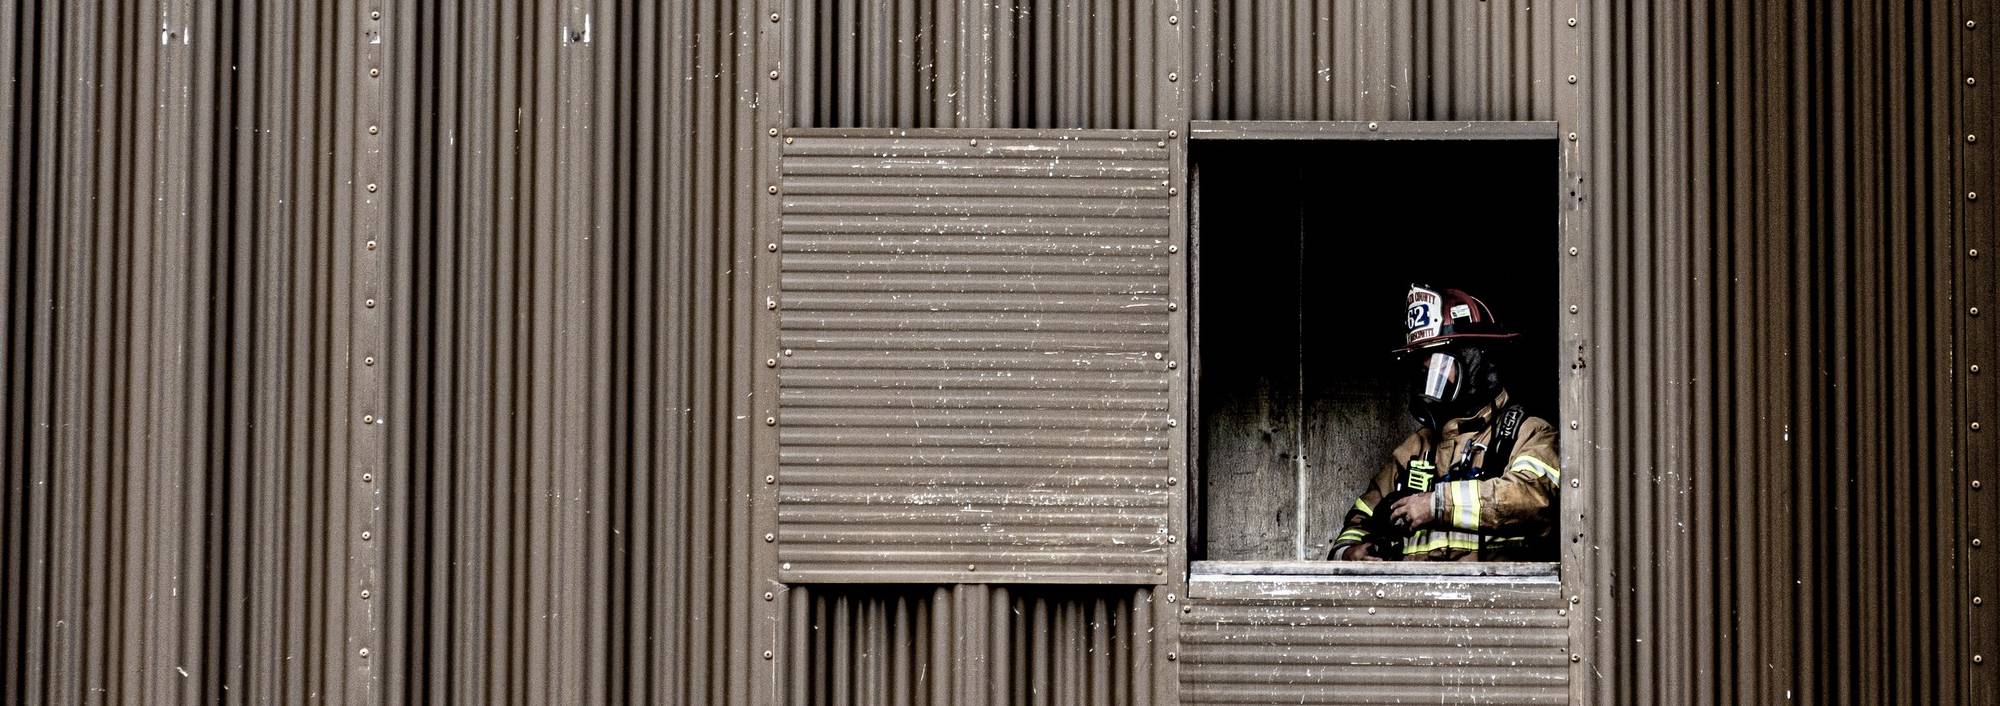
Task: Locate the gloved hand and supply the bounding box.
[1338,543,1386,561]
[1388,491,1438,531]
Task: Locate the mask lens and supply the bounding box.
[1420,352,1461,402]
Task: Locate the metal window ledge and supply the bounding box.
[1188,120,1560,141]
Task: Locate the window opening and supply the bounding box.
[1190,126,1561,574]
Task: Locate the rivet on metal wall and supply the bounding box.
[767,243,777,252]
[763,650,774,660]
[768,70,779,80]
[1183,605,1193,614]
[1168,360,1178,369]
[370,68,380,77]
[969,139,978,146]
[1567,74,1577,84]
[371,11,381,20]
[1570,421,1579,429]
[1169,130,1179,139]
[1169,14,1178,24]
[361,531,372,541]
[768,128,778,137]
[364,356,376,366]
[361,589,371,599]
[1167,418,1178,427]
[784,137,793,144]
[1167,593,1177,603]
[360,648,371,658]
[1154,352,1164,360]
[1168,245,1179,253]
[1570,595,1581,604]
[1167,477,1178,486]
[766,297,777,310]
[366,183,378,192]
[783,348,793,356]
[782,562,791,570]
[1155,568,1164,575]
[1567,17,1577,26]
[764,416,775,426]
[1571,654,1582,663]
[361,473,374,483]
[1568,132,1578,142]
[368,125,379,135]
[1569,304,1579,313]
[764,592,775,601]
[1167,652,1178,661]
[765,474,775,484]
[1168,72,1179,82]
[766,358,777,367]
[1571,479,1580,488]
[1167,535,1178,544]
[366,240,377,250]
[1558,608,1568,616]
[1169,187,1179,196]
[1367,122,1379,131]
[1569,247,1579,256]
[1168,302,1179,311]
[363,414,375,424]
[365,298,377,308]
[769,12,779,22]
[764,533,775,542]
[967,564,977,571]
[1375,589,1386,598]
[768,185,778,194]
[1156,140,1166,148]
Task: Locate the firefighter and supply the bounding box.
[1327,285,1562,562]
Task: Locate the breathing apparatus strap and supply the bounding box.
[1480,405,1527,480]
[1474,405,1525,559]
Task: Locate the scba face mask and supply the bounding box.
[1418,351,1463,405]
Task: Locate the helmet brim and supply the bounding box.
[1390,332,1521,357]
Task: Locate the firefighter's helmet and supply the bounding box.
[1395,285,1518,356]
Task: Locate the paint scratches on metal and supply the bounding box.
[1178,577,1568,704]
[775,129,1178,584]
[784,584,1158,705]
[1,0,395,701]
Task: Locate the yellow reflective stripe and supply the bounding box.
[1353,498,1374,516]
[1337,528,1369,543]
[1400,530,1483,554]
[1510,455,1561,482]
[1444,480,1481,530]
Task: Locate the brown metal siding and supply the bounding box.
[1179,577,1568,704]
[396,0,762,703]
[1568,0,1975,703]
[774,129,1179,584]
[1,0,388,701]
[785,584,1159,705]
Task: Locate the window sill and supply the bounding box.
[1187,561,1560,601]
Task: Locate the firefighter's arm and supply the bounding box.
[1434,418,1561,534]
[1329,435,1420,558]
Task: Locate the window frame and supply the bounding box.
[1185,120,1566,586]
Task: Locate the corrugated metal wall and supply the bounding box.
[2,0,388,701]
[1570,0,1980,703]
[5,0,1993,703]
[1180,576,1568,705]
[774,130,1177,584]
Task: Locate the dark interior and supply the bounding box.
[1192,138,1560,561]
